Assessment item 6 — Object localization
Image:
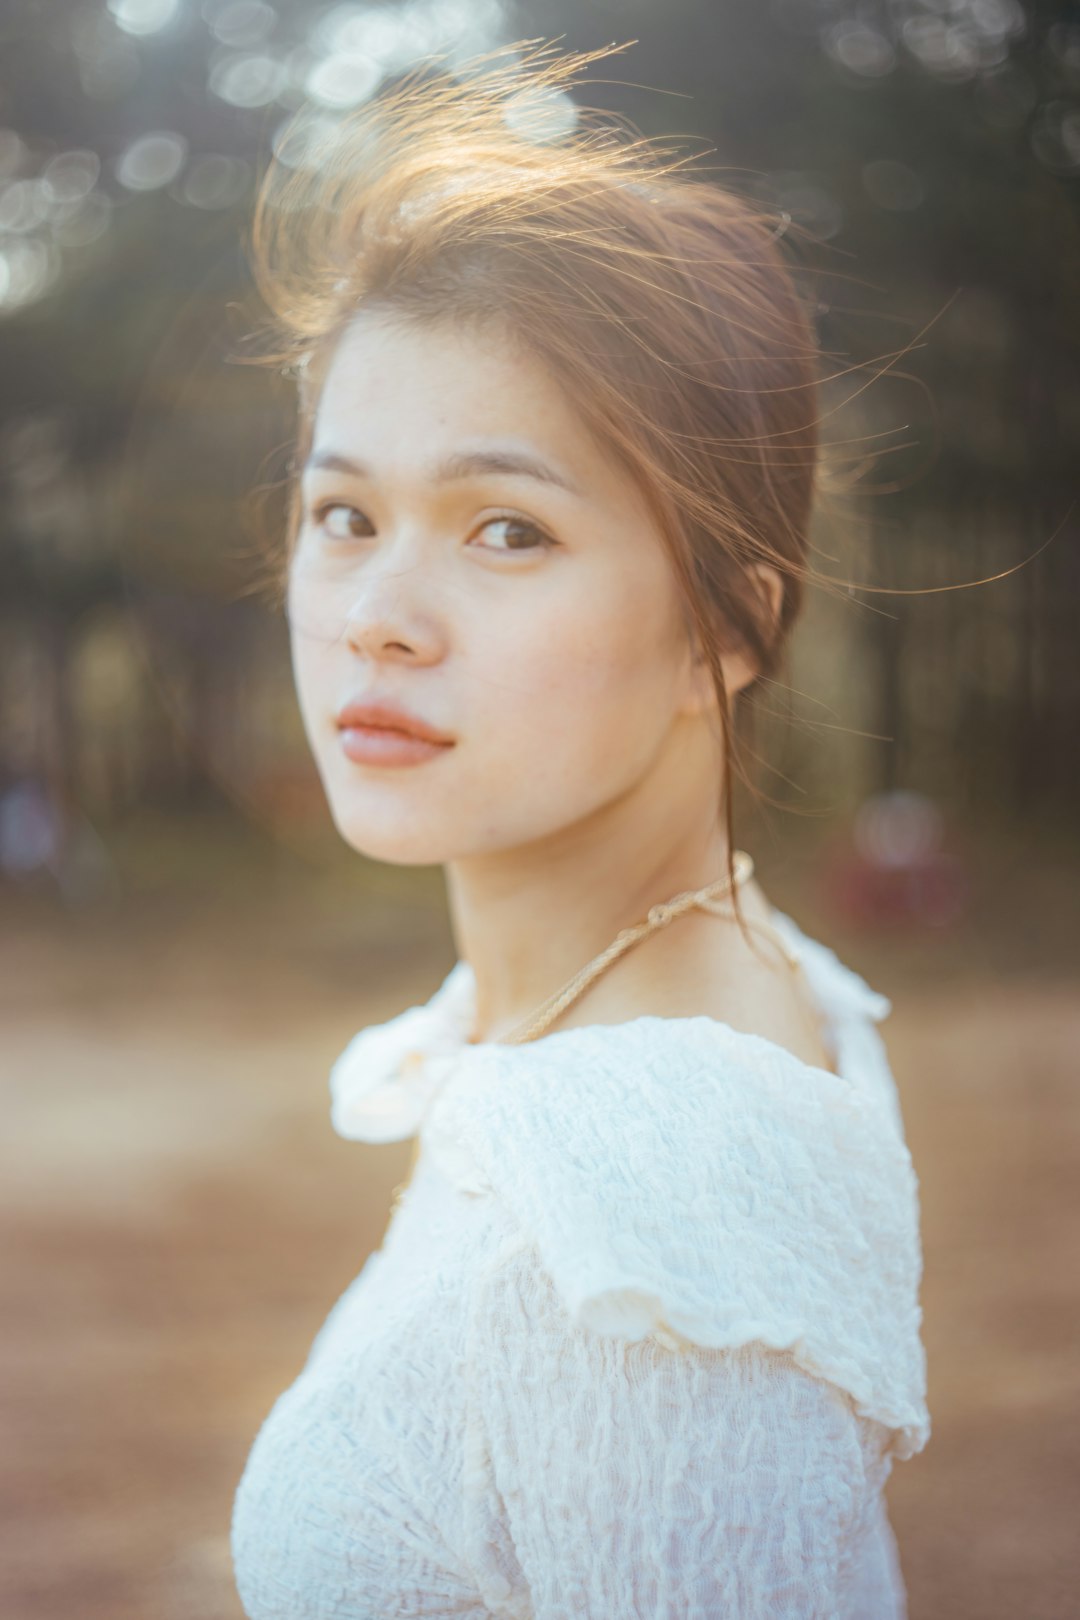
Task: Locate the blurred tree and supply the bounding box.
[0,0,1076,833]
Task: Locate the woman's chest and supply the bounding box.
[230,1167,501,1619]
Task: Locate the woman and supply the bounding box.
[231,39,930,1619]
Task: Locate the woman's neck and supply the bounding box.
[443,804,744,1046]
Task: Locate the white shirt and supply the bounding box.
[231,906,931,1619]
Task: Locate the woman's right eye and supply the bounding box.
[310,501,374,540]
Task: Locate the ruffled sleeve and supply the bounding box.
[422,1015,930,1465]
[460,1263,909,1618]
[328,960,475,1143]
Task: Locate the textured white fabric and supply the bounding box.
[231,907,930,1619]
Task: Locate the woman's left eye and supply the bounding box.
[474,516,555,554]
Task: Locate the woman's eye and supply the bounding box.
[311,502,373,541]
[307,503,554,554]
[475,516,554,553]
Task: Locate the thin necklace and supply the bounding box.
[470,849,805,1047]
[391,850,826,1206]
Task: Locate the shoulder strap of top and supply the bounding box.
[765,906,892,1025]
[764,908,907,1136]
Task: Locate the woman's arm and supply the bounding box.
[464,1250,888,1620]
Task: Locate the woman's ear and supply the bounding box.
[725,562,784,696]
[749,561,784,651]
[682,562,784,716]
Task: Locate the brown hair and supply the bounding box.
[240,37,854,946]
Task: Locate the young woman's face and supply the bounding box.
[287,309,714,866]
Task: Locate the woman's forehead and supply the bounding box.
[311,310,639,504]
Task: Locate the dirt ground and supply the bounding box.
[2,829,1078,1620]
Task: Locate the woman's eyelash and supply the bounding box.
[477,515,557,552]
[308,502,557,553]
[309,501,373,538]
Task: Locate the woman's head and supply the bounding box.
[246,40,824,906]
[287,303,765,867]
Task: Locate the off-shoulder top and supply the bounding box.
[230,905,931,1619]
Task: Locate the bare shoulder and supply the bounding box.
[553,881,838,1075]
[704,935,837,1073]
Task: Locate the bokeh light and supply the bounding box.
[206,0,278,49]
[107,0,183,38]
[114,132,189,192]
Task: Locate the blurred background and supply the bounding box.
[1,3,1078,1617]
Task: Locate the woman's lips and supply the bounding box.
[338,724,455,767]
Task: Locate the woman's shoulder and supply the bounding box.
[422,1009,915,1227]
[419,1014,930,1461]
[326,935,929,1460]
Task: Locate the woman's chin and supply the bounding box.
[331,815,457,868]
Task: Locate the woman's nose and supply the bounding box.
[342,574,444,664]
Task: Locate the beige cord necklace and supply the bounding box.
[468,848,812,1048]
[393,850,825,1202]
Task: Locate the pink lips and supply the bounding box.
[336,701,455,768]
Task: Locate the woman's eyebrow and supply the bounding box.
[303,445,581,497]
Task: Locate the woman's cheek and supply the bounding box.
[508,622,656,775]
